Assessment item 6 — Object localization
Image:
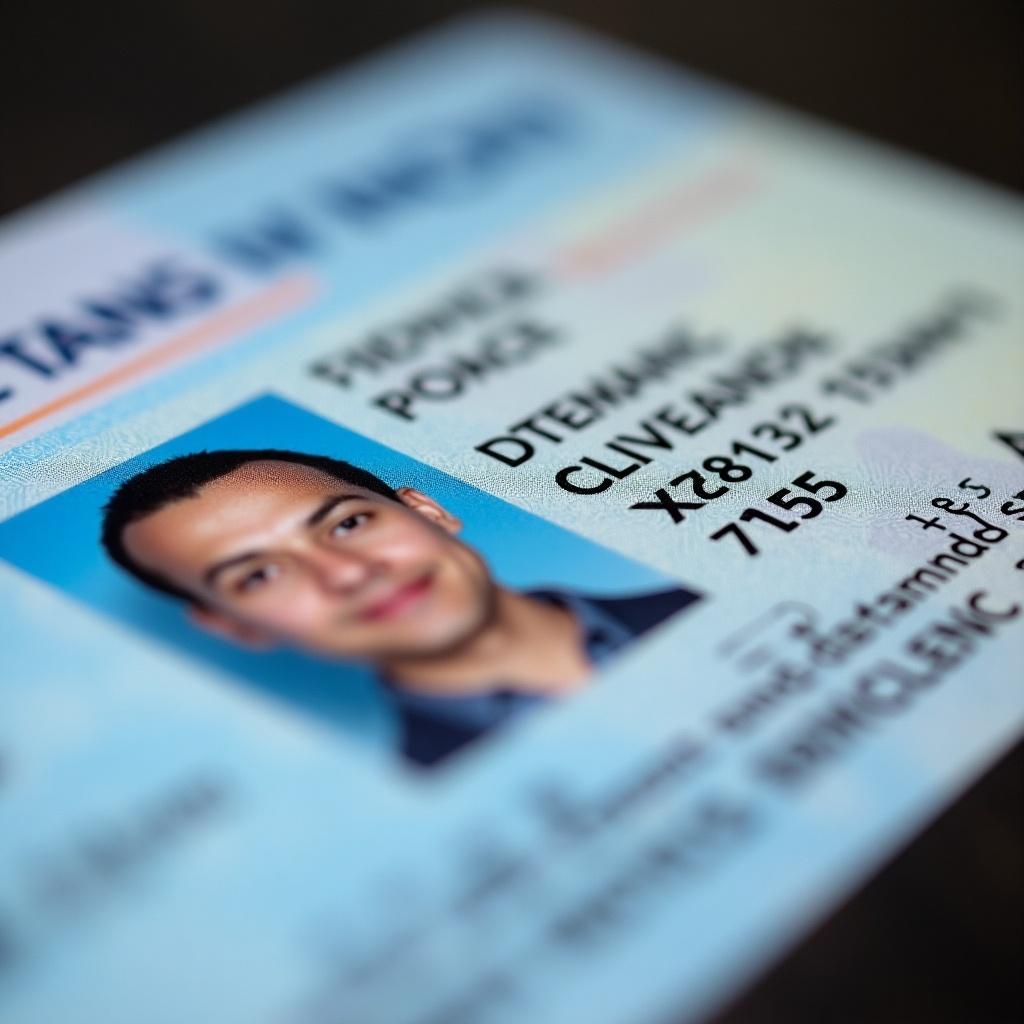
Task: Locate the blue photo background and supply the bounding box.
[0,395,680,753]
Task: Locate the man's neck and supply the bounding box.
[381,588,592,698]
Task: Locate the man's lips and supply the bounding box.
[356,573,435,622]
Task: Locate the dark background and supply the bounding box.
[2,2,1022,1021]
[2,0,1022,215]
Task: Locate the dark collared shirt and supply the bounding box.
[389,587,697,767]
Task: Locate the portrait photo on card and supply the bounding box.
[0,395,702,769]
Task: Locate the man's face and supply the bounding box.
[121,460,497,663]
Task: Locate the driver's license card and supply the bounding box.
[1,12,1022,1024]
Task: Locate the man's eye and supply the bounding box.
[331,512,370,535]
[237,564,279,593]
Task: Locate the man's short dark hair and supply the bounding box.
[101,448,398,602]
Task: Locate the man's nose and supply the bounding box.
[305,547,376,592]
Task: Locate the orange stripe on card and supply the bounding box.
[557,162,759,277]
[0,273,316,441]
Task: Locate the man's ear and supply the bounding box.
[395,487,462,534]
[187,604,278,650]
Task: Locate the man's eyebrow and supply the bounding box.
[305,493,363,528]
[203,551,263,588]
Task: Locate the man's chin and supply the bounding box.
[312,623,487,664]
